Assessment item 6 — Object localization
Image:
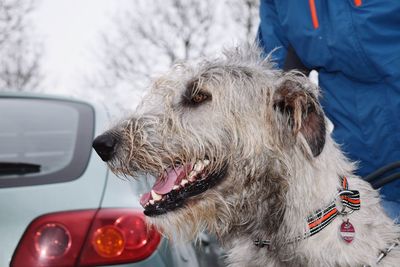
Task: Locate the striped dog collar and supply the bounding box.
[254,176,361,248]
[307,176,360,237]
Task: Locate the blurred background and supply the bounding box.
[0,1,260,266]
[0,0,260,116]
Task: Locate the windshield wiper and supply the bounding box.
[0,162,41,176]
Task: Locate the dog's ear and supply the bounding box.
[273,78,326,157]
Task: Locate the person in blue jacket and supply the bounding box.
[258,0,400,219]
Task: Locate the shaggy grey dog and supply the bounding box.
[93,47,400,266]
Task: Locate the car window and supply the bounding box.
[0,97,94,188]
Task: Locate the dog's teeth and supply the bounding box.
[181,179,189,186]
[203,159,210,166]
[151,190,162,201]
[194,161,204,172]
[188,171,198,181]
[149,199,155,205]
[172,185,180,190]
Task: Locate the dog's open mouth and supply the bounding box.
[140,159,227,216]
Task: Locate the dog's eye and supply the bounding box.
[182,79,212,107]
[191,92,209,104]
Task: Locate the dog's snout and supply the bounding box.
[92,133,118,162]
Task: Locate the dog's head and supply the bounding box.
[93,47,326,238]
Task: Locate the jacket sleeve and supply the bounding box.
[257,0,289,69]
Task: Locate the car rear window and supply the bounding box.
[0,97,94,188]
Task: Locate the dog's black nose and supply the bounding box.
[92,133,118,162]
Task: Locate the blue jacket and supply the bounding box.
[258,0,400,202]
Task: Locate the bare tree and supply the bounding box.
[0,0,26,46]
[0,0,42,91]
[229,0,260,41]
[91,0,218,97]
[90,0,260,116]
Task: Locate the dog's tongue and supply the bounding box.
[140,192,151,207]
[139,164,191,207]
[152,166,187,194]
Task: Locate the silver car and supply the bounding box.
[0,93,223,267]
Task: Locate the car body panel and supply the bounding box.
[0,92,110,266]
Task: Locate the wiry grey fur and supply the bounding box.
[105,46,400,266]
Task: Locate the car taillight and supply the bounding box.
[35,223,72,259]
[11,209,161,267]
[79,209,161,266]
[11,210,96,267]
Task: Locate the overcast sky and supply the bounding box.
[30,0,260,114]
[32,0,127,95]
